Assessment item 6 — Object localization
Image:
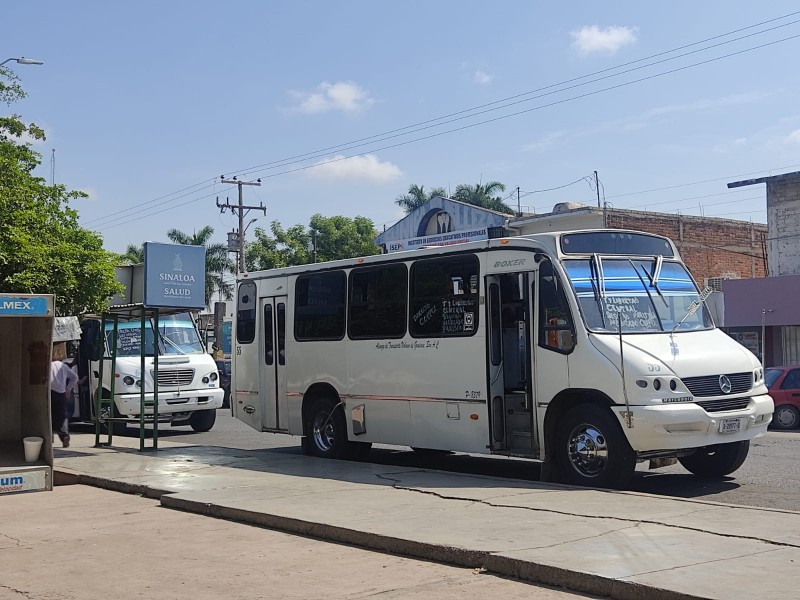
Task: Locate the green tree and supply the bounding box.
[453,181,514,214]
[119,243,144,264]
[166,226,235,306]
[0,67,122,315]
[394,184,447,214]
[246,214,380,271]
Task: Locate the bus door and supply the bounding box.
[259,295,288,431]
[486,272,535,455]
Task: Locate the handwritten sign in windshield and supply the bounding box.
[603,296,659,331]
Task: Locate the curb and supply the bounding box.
[160,493,712,600]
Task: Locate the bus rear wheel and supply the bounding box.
[555,404,636,489]
[306,398,348,459]
[678,441,749,478]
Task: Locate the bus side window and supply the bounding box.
[538,264,575,353]
[237,281,256,344]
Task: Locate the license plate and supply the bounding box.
[719,418,741,434]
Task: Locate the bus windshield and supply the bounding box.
[105,312,206,356]
[563,258,713,334]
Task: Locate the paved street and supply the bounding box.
[0,485,599,600]
[101,409,800,511]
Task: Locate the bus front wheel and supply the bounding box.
[189,409,217,432]
[306,398,348,459]
[555,404,636,489]
[678,441,749,478]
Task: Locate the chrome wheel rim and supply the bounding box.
[312,411,335,452]
[567,423,608,478]
[776,407,798,429]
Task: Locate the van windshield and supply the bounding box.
[563,258,713,334]
[105,312,205,356]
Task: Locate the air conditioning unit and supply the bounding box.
[704,273,739,292]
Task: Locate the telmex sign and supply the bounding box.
[143,242,206,309]
[388,228,489,253]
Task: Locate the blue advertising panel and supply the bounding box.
[0,295,50,316]
[143,242,206,309]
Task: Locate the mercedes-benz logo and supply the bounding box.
[719,375,732,394]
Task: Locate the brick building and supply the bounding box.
[510,204,767,288]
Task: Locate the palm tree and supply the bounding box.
[120,243,145,264]
[394,184,447,214]
[453,181,514,214]
[166,226,235,307]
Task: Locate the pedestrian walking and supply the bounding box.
[50,342,78,448]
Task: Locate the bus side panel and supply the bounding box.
[345,333,489,452]
[285,340,348,435]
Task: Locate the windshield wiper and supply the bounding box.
[630,260,664,331]
[590,253,607,328]
[154,325,187,355]
[637,256,668,308]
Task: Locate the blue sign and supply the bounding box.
[143,243,206,309]
[0,295,49,316]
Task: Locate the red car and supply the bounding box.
[766,366,800,430]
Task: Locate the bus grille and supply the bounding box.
[156,368,195,387]
[683,373,751,397]
[695,398,751,413]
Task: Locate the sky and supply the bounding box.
[5,1,800,255]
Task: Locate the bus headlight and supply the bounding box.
[753,368,763,384]
[122,375,135,386]
[209,372,218,381]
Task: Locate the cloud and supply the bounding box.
[288,81,374,114]
[522,131,565,152]
[473,70,493,85]
[571,25,638,55]
[788,129,800,143]
[306,154,402,182]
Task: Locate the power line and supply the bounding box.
[85,13,800,229]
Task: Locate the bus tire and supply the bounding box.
[306,398,348,459]
[555,404,635,488]
[349,441,372,459]
[678,440,749,478]
[189,409,217,432]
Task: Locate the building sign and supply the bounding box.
[387,227,489,253]
[0,295,49,316]
[143,242,206,309]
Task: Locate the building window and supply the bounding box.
[295,271,346,341]
[410,255,479,338]
[349,264,408,339]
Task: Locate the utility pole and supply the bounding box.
[594,171,601,208]
[517,186,521,216]
[217,176,266,272]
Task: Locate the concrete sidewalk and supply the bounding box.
[53,433,800,600]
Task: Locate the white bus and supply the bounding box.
[75,311,224,434]
[232,230,773,487]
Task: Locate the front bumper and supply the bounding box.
[612,393,774,453]
[115,387,224,418]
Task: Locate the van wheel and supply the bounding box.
[555,404,635,488]
[678,441,749,478]
[189,409,217,432]
[771,405,800,431]
[99,391,128,436]
[306,398,347,459]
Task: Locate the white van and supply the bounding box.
[75,311,223,434]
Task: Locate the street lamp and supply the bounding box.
[0,57,45,67]
[761,308,774,366]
